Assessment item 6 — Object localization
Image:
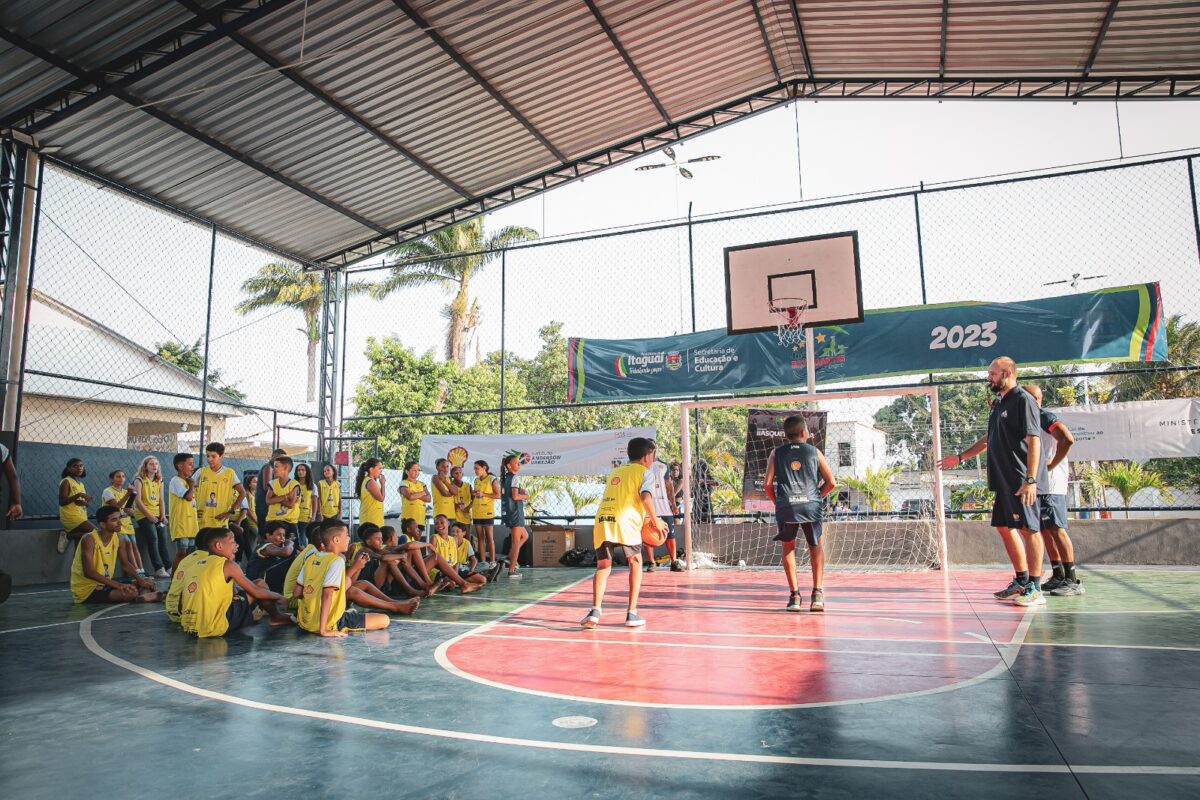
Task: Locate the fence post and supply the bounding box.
[198,223,217,454]
[499,249,507,434]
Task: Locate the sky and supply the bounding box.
[27,98,1200,442]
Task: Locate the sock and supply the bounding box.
[1063,561,1076,581]
[1031,574,1041,590]
[1016,571,1029,585]
[1050,561,1065,580]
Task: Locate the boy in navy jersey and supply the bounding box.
[764,415,836,612]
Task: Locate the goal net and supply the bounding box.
[680,388,947,571]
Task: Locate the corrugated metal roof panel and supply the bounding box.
[5,0,1198,265]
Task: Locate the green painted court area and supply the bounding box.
[2,566,1198,800]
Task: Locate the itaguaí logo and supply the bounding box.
[614,352,665,378]
[666,352,682,370]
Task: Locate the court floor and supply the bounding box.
[1,566,1198,799]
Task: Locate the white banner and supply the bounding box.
[418,427,657,477]
[1050,398,1200,461]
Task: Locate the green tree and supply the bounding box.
[1108,315,1200,401]
[153,338,246,401]
[949,481,993,520]
[345,336,543,466]
[874,381,992,469]
[370,219,538,366]
[235,262,371,402]
[841,465,901,512]
[1083,461,1174,518]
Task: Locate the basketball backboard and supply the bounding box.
[724,231,863,334]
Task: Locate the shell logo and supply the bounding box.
[790,460,802,471]
[186,581,198,594]
[305,584,315,594]
[611,477,621,485]
[447,446,469,467]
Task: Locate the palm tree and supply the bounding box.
[370,219,538,366]
[1109,315,1200,401]
[1084,461,1174,518]
[235,262,371,402]
[558,478,605,519]
[842,465,901,512]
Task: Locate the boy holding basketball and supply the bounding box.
[582,437,665,630]
[764,415,836,612]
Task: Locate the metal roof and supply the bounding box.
[2,0,1198,267]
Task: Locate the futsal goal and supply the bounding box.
[679,387,948,571]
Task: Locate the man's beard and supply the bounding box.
[987,380,1004,394]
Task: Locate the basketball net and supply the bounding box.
[769,298,810,347]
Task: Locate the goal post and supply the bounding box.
[680,386,948,572]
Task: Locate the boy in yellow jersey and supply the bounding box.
[168,453,199,573]
[452,520,494,584]
[582,437,665,630]
[422,515,483,594]
[71,506,163,604]
[179,527,293,638]
[196,441,245,533]
[283,536,320,615]
[166,527,220,623]
[428,515,486,593]
[400,461,431,533]
[471,460,500,568]
[57,457,93,553]
[245,520,296,594]
[266,455,303,545]
[352,523,428,598]
[295,519,391,636]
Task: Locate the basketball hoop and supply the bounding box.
[769,298,810,347]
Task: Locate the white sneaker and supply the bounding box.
[154,568,170,579]
[56,531,69,554]
[508,570,523,580]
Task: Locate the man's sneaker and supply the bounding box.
[56,530,69,554]
[1049,579,1085,597]
[486,561,504,583]
[581,608,601,629]
[1012,584,1046,607]
[625,612,646,628]
[810,589,825,613]
[993,580,1024,600]
[1041,575,1066,594]
[669,559,684,572]
[645,560,657,572]
[786,592,803,612]
[153,568,170,579]
[507,570,523,580]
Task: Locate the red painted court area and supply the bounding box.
[442,570,1029,708]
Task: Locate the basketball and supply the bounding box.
[641,516,667,547]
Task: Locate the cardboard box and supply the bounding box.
[530,526,575,567]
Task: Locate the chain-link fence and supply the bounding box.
[12,160,318,524]
[338,153,1200,521]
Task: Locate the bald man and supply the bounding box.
[1025,385,1083,596]
[938,357,1047,607]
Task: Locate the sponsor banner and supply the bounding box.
[741,409,828,511]
[418,427,656,477]
[567,283,1166,402]
[1050,398,1200,462]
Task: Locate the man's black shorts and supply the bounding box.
[991,493,1040,531]
[1039,495,1069,530]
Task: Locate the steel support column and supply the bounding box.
[316,268,342,462]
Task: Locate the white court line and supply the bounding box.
[433,583,1040,711]
[12,589,70,595]
[0,608,161,635]
[497,621,999,648]
[470,631,1000,660]
[77,606,1200,776]
[878,618,922,625]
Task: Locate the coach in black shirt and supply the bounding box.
[938,357,1047,606]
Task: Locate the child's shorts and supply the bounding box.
[225,595,254,633]
[119,533,137,544]
[173,537,195,549]
[457,566,473,580]
[338,610,366,631]
[83,586,120,603]
[472,519,493,527]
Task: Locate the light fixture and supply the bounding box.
[1042,272,1108,290]
[633,146,721,179]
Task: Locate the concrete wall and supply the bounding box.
[945,518,1200,566]
[20,395,227,448]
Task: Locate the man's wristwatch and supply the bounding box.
[1023,476,1037,485]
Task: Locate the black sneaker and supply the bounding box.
[645,560,657,572]
[786,592,802,612]
[1042,575,1066,593]
[486,561,504,583]
[810,589,825,613]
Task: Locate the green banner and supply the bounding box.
[567,283,1165,402]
